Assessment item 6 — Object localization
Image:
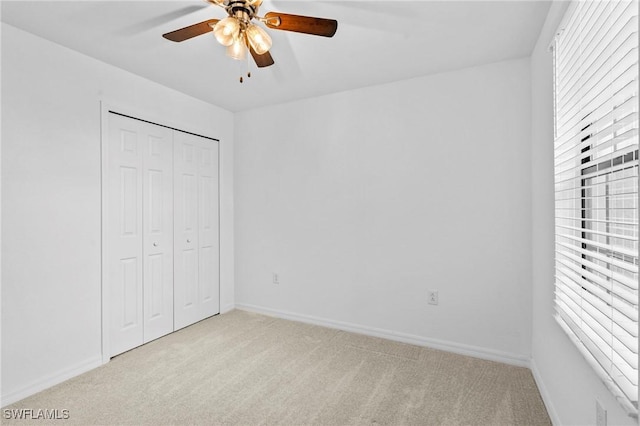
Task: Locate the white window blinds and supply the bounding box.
[553,0,639,416]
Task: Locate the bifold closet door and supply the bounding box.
[107,113,174,357]
[174,131,220,330]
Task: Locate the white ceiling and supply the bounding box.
[1,0,551,112]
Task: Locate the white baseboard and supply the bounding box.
[1,355,103,408]
[236,303,530,368]
[220,303,235,314]
[530,358,561,426]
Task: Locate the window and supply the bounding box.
[552,0,639,416]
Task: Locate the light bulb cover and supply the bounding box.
[246,24,272,55]
[226,36,247,60]
[213,17,240,47]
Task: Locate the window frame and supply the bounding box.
[551,0,640,417]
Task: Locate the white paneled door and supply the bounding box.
[106,112,219,357]
[107,113,145,356]
[141,120,174,343]
[108,113,174,356]
[197,137,220,321]
[174,131,220,330]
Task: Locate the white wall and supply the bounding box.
[0,23,234,405]
[530,3,637,425]
[235,58,533,362]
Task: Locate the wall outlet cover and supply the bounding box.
[428,290,439,305]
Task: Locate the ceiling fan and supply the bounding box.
[162,0,338,80]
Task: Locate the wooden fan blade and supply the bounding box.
[162,19,219,42]
[250,47,275,68]
[264,12,337,37]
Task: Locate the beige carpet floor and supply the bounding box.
[3,310,551,425]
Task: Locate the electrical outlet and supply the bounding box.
[596,400,607,426]
[428,290,439,305]
[272,273,279,285]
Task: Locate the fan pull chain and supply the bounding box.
[239,45,251,83]
[239,53,245,83]
[247,51,251,79]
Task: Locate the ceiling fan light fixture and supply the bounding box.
[213,17,240,46]
[226,36,248,60]
[246,24,272,55]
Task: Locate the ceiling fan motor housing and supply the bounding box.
[227,0,257,25]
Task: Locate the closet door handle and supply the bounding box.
[153,242,159,247]
[187,239,191,243]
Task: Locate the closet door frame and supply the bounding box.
[100,101,221,364]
